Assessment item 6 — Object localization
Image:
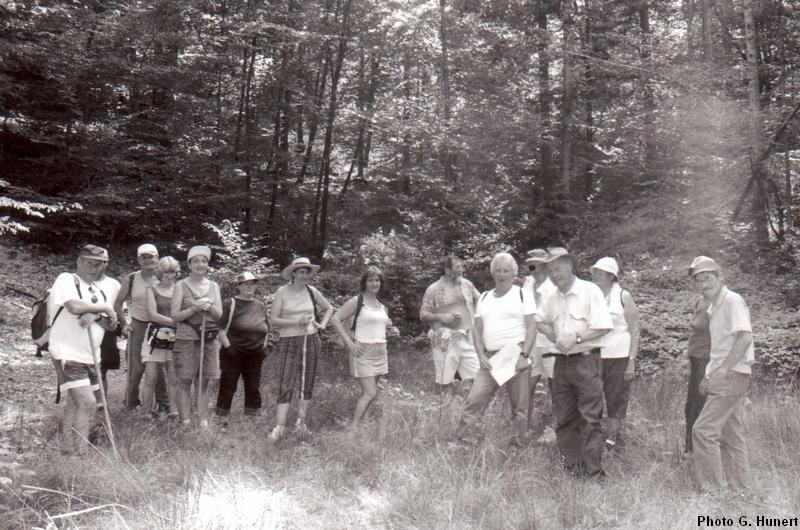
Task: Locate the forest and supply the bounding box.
[2,0,799,270]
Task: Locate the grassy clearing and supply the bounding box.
[2,344,800,529]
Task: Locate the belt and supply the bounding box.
[543,348,600,359]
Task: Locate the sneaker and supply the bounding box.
[199,419,209,429]
[166,412,180,421]
[269,425,286,441]
[294,417,309,434]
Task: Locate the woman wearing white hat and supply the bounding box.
[268,257,334,440]
[171,245,223,428]
[590,257,640,448]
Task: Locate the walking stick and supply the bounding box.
[197,312,207,418]
[88,326,119,458]
[123,326,131,407]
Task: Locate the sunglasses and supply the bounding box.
[88,285,99,304]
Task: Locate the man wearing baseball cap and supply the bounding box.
[535,247,612,479]
[49,245,119,452]
[690,257,753,491]
[522,248,558,434]
[114,243,169,411]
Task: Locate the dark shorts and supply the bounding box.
[58,360,99,393]
[173,338,221,381]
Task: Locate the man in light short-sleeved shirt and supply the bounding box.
[456,252,537,446]
[49,245,119,452]
[691,257,753,492]
[536,247,611,479]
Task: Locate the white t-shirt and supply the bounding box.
[475,285,537,352]
[48,272,111,364]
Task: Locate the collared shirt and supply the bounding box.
[536,277,612,354]
[706,286,755,375]
[420,276,481,326]
[523,276,558,351]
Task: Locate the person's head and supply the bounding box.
[186,245,212,276]
[442,255,464,281]
[689,256,723,300]
[524,249,549,283]
[77,244,109,282]
[489,252,518,288]
[544,247,578,291]
[236,271,260,296]
[590,257,619,290]
[137,243,159,271]
[157,256,180,283]
[282,257,320,285]
[360,266,385,295]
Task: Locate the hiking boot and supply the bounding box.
[269,425,286,441]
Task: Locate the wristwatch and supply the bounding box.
[575,334,583,345]
[520,351,530,358]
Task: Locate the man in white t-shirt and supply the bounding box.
[536,247,612,479]
[690,257,753,492]
[49,245,118,452]
[456,252,537,446]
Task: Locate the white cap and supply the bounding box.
[137,243,158,257]
[590,257,619,277]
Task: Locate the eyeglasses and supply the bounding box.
[88,285,99,304]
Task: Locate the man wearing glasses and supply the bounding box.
[48,245,118,453]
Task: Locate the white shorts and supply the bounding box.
[430,330,480,385]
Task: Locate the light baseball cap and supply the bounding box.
[590,257,620,277]
[79,244,109,262]
[137,243,158,257]
[187,245,212,262]
[689,256,720,277]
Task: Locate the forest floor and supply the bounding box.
[1,243,799,529]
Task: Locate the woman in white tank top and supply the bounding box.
[332,267,398,424]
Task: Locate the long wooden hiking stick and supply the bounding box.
[123,328,131,407]
[197,313,207,418]
[300,328,308,417]
[87,327,119,458]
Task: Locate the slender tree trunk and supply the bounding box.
[297,52,330,185]
[639,1,656,186]
[316,0,352,259]
[439,0,454,183]
[560,0,576,197]
[401,53,412,193]
[535,5,554,204]
[743,0,769,246]
[700,0,713,61]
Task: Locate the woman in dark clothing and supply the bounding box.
[685,256,712,453]
[215,272,270,418]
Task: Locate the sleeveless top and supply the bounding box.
[148,285,173,319]
[687,297,711,359]
[128,271,159,322]
[353,302,391,344]
[175,278,220,340]
[600,282,632,359]
[275,285,322,338]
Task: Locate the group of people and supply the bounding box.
[44,242,754,492]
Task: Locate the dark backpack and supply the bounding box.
[31,290,53,348]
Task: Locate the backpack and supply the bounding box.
[31,290,53,349]
[33,275,105,350]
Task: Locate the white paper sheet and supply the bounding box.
[487,342,526,386]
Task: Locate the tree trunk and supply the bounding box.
[439,0,454,183]
[639,1,656,186]
[316,0,352,260]
[535,4,554,204]
[743,0,769,246]
[700,0,713,61]
[560,0,576,197]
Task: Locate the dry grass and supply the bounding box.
[2,345,800,530]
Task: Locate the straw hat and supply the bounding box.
[281,257,321,280]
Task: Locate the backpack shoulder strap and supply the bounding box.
[480,291,489,302]
[225,298,236,332]
[306,285,319,323]
[519,287,524,303]
[351,293,365,333]
[127,272,135,299]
